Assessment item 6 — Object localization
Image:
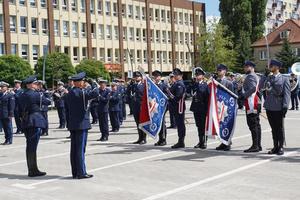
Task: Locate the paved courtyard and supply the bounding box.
[0,101,300,200]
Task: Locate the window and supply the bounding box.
[180,52,184,64]
[162,51,167,64]
[174,12,178,24]
[9,0,16,5]
[185,52,190,64]
[162,31,166,43]
[141,7,145,20]
[62,0,68,10]
[161,10,166,22]
[53,0,59,9]
[20,17,27,33]
[123,27,127,40]
[31,18,37,34]
[64,46,70,55]
[185,33,189,44]
[190,14,193,25]
[168,52,172,63]
[21,45,28,60]
[90,0,95,14]
[260,50,267,60]
[107,48,112,62]
[167,11,171,23]
[0,15,3,32]
[91,24,96,38]
[156,30,160,42]
[42,19,48,34]
[30,0,36,7]
[295,48,300,57]
[135,6,140,20]
[113,3,117,16]
[184,13,188,25]
[142,29,146,42]
[143,50,147,63]
[11,44,17,55]
[81,0,86,12]
[155,9,160,21]
[0,43,4,56]
[63,21,69,36]
[129,27,134,41]
[81,23,86,37]
[72,22,78,37]
[129,49,135,63]
[73,47,78,61]
[100,48,105,61]
[19,0,26,6]
[280,30,290,39]
[55,46,61,52]
[168,31,171,43]
[156,51,161,63]
[136,28,141,41]
[98,0,103,14]
[82,47,87,59]
[114,26,119,39]
[41,0,46,8]
[71,0,77,11]
[122,4,126,17]
[54,20,60,36]
[32,45,39,61]
[114,49,119,62]
[179,12,183,24]
[137,50,141,63]
[43,45,48,55]
[10,16,16,32]
[106,25,112,39]
[105,1,111,16]
[98,24,104,39]
[128,5,133,18]
[149,8,153,20]
[92,48,96,59]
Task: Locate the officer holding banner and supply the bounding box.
[239,61,262,153]
[264,60,290,155]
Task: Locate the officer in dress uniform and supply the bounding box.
[97,79,110,141]
[167,68,186,149]
[190,67,209,149]
[152,70,168,146]
[215,64,234,151]
[264,60,291,155]
[53,81,66,129]
[289,73,299,110]
[132,71,147,145]
[13,80,23,134]
[37,80,51,136]
[90,99,99,124]
[64,72,99,179]
[19,75,51,177]
[65,77,74,139]
[119,79,127,121]
[126,79,135,115]
[114,79,125,125]
[167,73,177,129]
[239,61,262,153]
[109,82,121,133]
[0,82,15,145]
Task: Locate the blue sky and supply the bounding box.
[196,0,220,16]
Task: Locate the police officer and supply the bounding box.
[152,70,168,146]
[264,60,290,155]
[167,68,186,149]
[167,73,177,129]
[53,81,66,129]
[19,75,51,177]
[37,80,51,136]
[215,64,234,151]
[119,79,127,121]
[13,80,23,134]
[239,61,262,153]
[90,98,99,124]
[290,73,299,110]
[97,79,110,141]
[0,82,15,145]
[132,71,147,145]
[126,79,134,115]
[190,67,209,149]
[109,82,121,133]
[64,72,99,179]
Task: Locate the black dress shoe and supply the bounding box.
[99,137,108,142]
[277,148,284,155]
[154,141,166,146]
[66,136,71,139]
[167,126,176,129]
[268,147,279,154]
[77,174,93,179]
[2,141,12,145]
[244,146,260,153]
[139,140,147,145]
[28,170,47,177]
[259,146,263,151]
[133,140,142,144]
[14,131,22,135]
[194,143,201,148]
[216,143,226,150]
[171,142,185,149]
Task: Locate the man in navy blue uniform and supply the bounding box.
[167,73,177,129]
[37,81,51,136]
[53,81,66,129]
[90,98,99,124]
[97,79,110,141]
[167,68,186,149]
[64,72,99,179]
[118,79,127,122]
[18,75,51,177]
[152,70,168,146]
[126,79,135,115]
[13,80,23,134]
[109,82,121,133]
[0,82,15,145]
[132,71,147,145]
[190,67,209,149]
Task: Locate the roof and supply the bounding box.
[252,19,300,48]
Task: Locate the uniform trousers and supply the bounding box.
[175,112,186,140]
[109,111,120,131]
[266,110,285,148]
[0,118,13,143]
[246,113,262,148]
[57,107,66,127]
[24,127,41,153]
[98,112,109,138]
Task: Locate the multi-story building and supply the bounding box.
[265,0,300,34]
[0,0,205,77]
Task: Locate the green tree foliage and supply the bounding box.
[198,19,238,72]
[35,52,75,88]
[251,0,267,42]
[276,39,300,72]
[0,55,33,85]
[75,59,110,81]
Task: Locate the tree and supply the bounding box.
[276,39,300,72]
[251,0,267,42]
[197,19,238,72]
[35,52,75,88]
[75,59,110,81]
[0,55,33,85]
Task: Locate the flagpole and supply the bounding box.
[212,78,238,99]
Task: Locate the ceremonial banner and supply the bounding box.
[206,79,238,145]
[139,76,168,138]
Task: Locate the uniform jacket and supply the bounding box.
[169,80,186,114]
[53,87,66,108]
[264,73,291,111]
[109,90,121,112]
[14,88,23,112]
[38,89,51,112]
[65,87,99,131]
[18,89,51,129]
[242,72,261,114]
[97,88,110,113]
[0,91,15,119]
[132,81,144,113]
[190,81,209,113]
[217,77,234,92]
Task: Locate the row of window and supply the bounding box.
[0,43,194,65]
[8,0,201,25]
[259,48,300,60]
[1,16,195,45]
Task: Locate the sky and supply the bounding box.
[196,0,220,17]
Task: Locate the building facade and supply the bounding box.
[265,0,300,34]
[0,0,205,77]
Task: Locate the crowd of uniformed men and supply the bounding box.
[0,59,292,179]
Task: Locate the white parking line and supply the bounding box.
[141,150,298,200]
